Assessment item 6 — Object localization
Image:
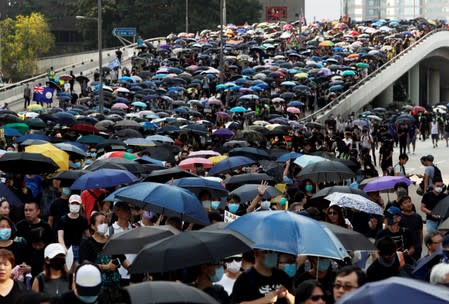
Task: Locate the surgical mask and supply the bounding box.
[283,263,297,278]
[305,184,313,192]
[49,258,66,271]
[261,200,271,210]
[79,296,98,303]
[70,204,81,214]
[96,223,108,235]
[279,197,287,207]
[263,252,278,268]
[84,160,93,166]
[73,162,81,169]
[228,203,239,213]
[435,187,443,193]
[62,187,71,197]
[226,261,242,273]
[211,201,220,210]
[202,200,211,209]
[397,189,407,197]
[317,259,330,272]
[89,152,97,159]
[0,228,11,240]
[209,265,224,282]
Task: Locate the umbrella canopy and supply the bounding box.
[326,192,384,215]
[146,135,175,143]
[51,170,89,187]
[208,156,255,176]
[294,155,328,168]
[337,277,449,304]
[102,225,180,255]
[229,147,272,161]
[169,177,228,198]
[0,152,59,174]
[77,135,105,145]
[24,144,68,171]
[86,158,145,175]
[54,142,87,157]
[125,281,220,304]
[112,182,209,225]
[226,211,348,259]
[362,176,412,192]
[297,160,354,183]
[178,157,213,171]
[321,222,376,252]
[225,173,276,187]
[0,182,23,207]
[144,167,197,183]
[128,230,252,273]
[277,152,303,162]
[99,151,138,160]
[71,168,137,190]
[230,184,282,203]
[431,196,449,218]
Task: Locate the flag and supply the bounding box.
[33,86,55,104]
[108,58,120,70]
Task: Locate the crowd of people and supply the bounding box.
[0,16,448,304]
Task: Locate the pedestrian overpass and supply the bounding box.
[301,28,449,122]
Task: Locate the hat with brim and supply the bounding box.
[75,264,102,297]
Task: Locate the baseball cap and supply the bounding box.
[69,194,82,204]
[386,206,402,216]
[425,155,434,162]
[75,264,102,297]
[44,243,66,259]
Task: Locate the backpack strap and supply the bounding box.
[37,273,45,292]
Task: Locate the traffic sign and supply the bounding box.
[112,27,137,37]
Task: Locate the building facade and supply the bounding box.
[258,0,305,22]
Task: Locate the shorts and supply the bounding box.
[444,132,449,139]
[431,134,439,140]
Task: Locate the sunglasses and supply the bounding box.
[309,295,326,301]
[224,257,242,263]
[333,283,357,291]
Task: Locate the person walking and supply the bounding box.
[23,84,32,109]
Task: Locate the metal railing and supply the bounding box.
[298,27,449,122]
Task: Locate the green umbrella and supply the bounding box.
[356,62,369,69]
[342,70,356,77]
[77,134,105,145]
[25,118,47,130]
[2,123,29,134]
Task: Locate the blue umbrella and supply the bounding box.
[118,76,134,82]
[114,97,129,104]
[337,277,449,304]
[111,182,210,225]
[3,127,23,137]
[0,182,23,206]
[16,133,49,143]
[169,177,228,198]
[287,100,305,107]
[131,101,147,108]
[230,106,247,113]
[134,156,164,167]
[54,142,87,157]
[226,211,348,258]
[71,168,137,190]
[208,156,255,176]
[212,128,234,137]
[276,152,303,162]
[239,94,259,100]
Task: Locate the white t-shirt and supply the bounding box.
[431,122,439,135]
[106,222,135,279]
[215,274,237,296]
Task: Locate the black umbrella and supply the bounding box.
[115,128,143,139]
[0,183,23,207]
[229,147,273,161]
[141,146,175,163]
[297,160,355,183]
[114,120,141,130]
[86,158,145,175]
[0,114,21,123]
[231,184,282,203]
[311,186,369,200]
[102,225,180,255]
[321,222,376,252]
[225,173,275,188]
[125,281,219,304]
[144,167,197,183]
[51,170,89,187]
[431,196,449,218]
[128,230,252,274]
[0,152,58,174]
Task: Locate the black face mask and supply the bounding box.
[49,258,65,270]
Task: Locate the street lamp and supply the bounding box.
[75,0,103,114]
[185,0,189,33]
[219,0,225,84]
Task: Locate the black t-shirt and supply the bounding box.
[376,228,413,252]
[421,191,448,220]
[57,215,88,247]
[0,280,24,304]
[50,198,70,228]
[400,213,423,249]
[60,291,89,304]
[0,241,27,265]
[231,267,292,304]
[16,219,53,245]
[367,256,401,282]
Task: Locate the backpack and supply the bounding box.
[433,164,442,181]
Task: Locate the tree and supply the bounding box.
[0,12,55,80]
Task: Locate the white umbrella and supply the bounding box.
[294,155,328,168]
[325,192,384,215]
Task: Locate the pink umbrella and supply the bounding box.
[208,97,222,105]
[179,157,213,171]
[283,24,294,31]
[112,103,129,110]
[287,107,300,114]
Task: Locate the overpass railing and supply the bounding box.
[299,27,449,123]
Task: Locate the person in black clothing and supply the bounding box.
[232,249,294,304]
[0,216,27,268]
[398,196,423,260]
[397,123,408,156]
[16,202,52,247]
[0,249,26,304]
[61,263,102,304]
[367,237,402,282]
[48,187,71,230]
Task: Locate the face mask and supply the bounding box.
[62,187,71,197]
[89,152,97,159]
[211,201,220,210]
[260,201,271,209]
[263,252,278,268]
[96,223,108,235]
[317,259,330,272]
[70,204,81,214]
[73,162,81,169]
[279,197,287,207]
[435,187,443,193]
[202,200,211,209]
[84,160,93,166]
[209,265,224,282]
[49,258,66,270]
[228,203,239,214]
[0,228,11,240]
[283,263,297,278]
[397,189,407,197]
[226,261,242,273]
[79,296,98,303]
[305,184,313,192]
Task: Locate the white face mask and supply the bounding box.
[69,204,81,214]
[96,223,108,235]
[226,261,242,273]
[202,200,211,209]
[260,201,271,209]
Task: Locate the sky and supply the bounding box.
[305,0,341,22]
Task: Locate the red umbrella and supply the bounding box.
[412,105,426,115]
[70,123,99,134]
[179,158,212,171]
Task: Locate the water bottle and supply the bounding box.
[25,273,33,290]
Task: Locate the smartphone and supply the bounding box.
[112,259,120,266]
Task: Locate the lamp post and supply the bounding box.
[185,0,189,33]
[75,0,103,114]
[219,0,224,84]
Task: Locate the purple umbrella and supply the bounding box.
[362,176,412,192]
[212,128,234,137]
[216,111,230,118]
[269,117,290,125]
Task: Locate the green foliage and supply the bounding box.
[0,12,55,80]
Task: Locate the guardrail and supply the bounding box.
[0,36,166,109]
[298,28,449,123]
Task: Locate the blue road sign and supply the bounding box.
[112,27,137,37]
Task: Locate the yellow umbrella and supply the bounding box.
[209,155,228,165]
[294,72,309,79]
[319,40,334,47]
[25,143,69,171]
[28,104,44,112]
